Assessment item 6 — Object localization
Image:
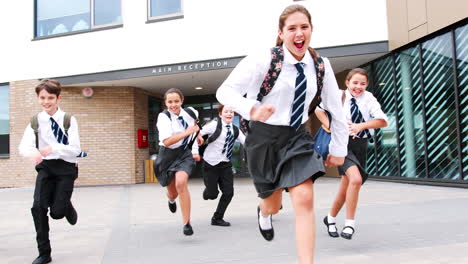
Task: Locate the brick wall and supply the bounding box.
[0,80,153,187]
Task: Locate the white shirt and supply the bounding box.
[157,107,199,153]
[216,45,348,157]
[319,89,388,137]
[18,108,82,163]
[199,119,246,166]
[343,89,388,137]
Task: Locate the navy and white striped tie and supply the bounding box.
[290,63,307,130]
[350,98,373,142]
[177,116,189,149]
[222,125,235,159]
[50,117,87,157]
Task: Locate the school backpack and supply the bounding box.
[30,112,72,148]
[240,46,325,133]
[199,118,240,156]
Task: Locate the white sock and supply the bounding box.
[259,214,272,230]
[169,200,176,204]
[327,213,337,232]
[343,219,355,234]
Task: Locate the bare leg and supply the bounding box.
[166,180,178,201]
[344,165,362,220]
[289,179,315,264]
[174,171,191,224]
[259,189,283,216]
[329,175,349,217]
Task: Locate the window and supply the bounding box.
[35,0,122,38]
[148,0,182,20]
[0,84,9,156]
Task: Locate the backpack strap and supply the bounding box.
[63,113,72,136]
[31,114,39,149]
[163,110,171,120]
[207,118,223,144]
[308,53,325,115]
[183,107,198,121]
[240,46,284,133]
[233,125,240,140]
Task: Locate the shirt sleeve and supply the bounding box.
[320,58,348,157]
[18,124,37,157]
[216,53,268,120]
[50,116,82,158]
[236,130,246,145]
[157,113,173,145]
[200,120,216,136]
[368,94,388,121]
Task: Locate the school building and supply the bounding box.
[0,0,466,188]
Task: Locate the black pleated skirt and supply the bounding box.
[245,121,325,198]
[338,137,369,184]
[153,146,195,187]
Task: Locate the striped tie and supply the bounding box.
[222,125,235,159]
[290,63,307,130]
[350,98,373,142]
[177,116,189,149]
[50,117,87,157]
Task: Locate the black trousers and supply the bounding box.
[202,161,234,219]
[31,159,78,256]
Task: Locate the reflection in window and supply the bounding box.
[395,46,426,178]
[0,84,9,156]
[150,0,182,18]
[35,0,121,37]
[422,32,459,180]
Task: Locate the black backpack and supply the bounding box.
[162,107,200,149]
[199,118,240,156]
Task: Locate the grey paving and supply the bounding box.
[1,177,468,264]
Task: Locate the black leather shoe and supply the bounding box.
[340,226,355,240]
[323,216,339,238]
[32,255,52,264]
[257,206,274,241]
[211,217,231,226]
[168,201,177,213]
[66,205,78,225]
[183,223,194,236]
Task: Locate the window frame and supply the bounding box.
[146,0,184,23]
[34,0,123,39]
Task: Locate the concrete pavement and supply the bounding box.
[1,177,468,264]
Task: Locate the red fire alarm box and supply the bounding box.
[137,129,149,148]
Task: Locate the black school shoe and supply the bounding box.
[183,223,194,236]
[32,255,52,264]
[257,206,274,241]
[211,217,231,226]
[168,200,177,213]
[323,216,339,238]
[340,226,355,240]
[65,205,78,225]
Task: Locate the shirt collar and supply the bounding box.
[282,44,313,67]
[221,119,231,128]
[40,107,64,121]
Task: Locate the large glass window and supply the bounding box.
[455,24,468,180]
[0,84,9,156]
[372,56,399,177]
[422,32,460,180]
[35,0,122,38]
[395,46,426,178]
[149,0,182,19]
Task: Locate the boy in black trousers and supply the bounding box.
[19,79,83,264]
[199,105,245,226]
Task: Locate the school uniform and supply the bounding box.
[198,119,245,220]
[216,45,348,198]
[154,107,199,187]
[18,108,81,258]
[337,89,388,183]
